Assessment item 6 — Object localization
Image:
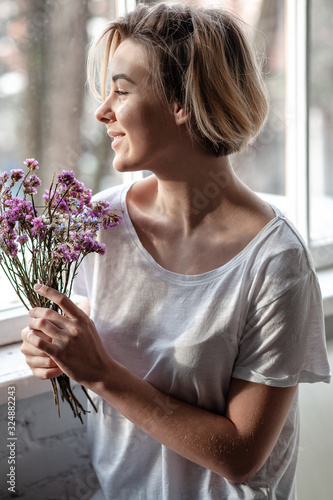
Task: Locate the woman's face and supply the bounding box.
[95,39,182,174]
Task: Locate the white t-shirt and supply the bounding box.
[74,182,331,500]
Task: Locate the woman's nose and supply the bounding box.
[95,97,115,124]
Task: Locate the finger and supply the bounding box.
[30,366,64,380]
[21,339,51,358]
[28,316,63,340]
[22,326,52,344]
[28,307,66,330]
[25,354,60,370]
[34,284,83,319]
[26,329,59,357]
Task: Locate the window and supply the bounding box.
[0,0,123,327]
[309,0,333,268]
[230,0,286,216]
[0,0,331,346]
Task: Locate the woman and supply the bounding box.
[21,3,330,499]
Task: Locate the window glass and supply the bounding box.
[0,0,120,312]
[309,0,333,244]
[226,0,285,198]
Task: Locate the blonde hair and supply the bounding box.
[87,3,269,156]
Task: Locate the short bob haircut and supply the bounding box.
[87,2,269,157]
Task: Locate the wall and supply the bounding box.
[0,390,99,500]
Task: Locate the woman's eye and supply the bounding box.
[115,90,128,96]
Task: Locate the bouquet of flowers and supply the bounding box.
[0,158,122,423]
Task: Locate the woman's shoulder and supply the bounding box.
[248,208,316,292]
[265,206,312,265]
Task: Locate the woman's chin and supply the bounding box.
[112,159,145,175]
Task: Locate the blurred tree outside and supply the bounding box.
[0,0,120,200]
[21,0,88,199]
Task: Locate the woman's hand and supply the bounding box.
[21,284,110,387]
[21,326,63,380]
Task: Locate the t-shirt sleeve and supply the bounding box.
[232,270,331,386]
[72,259,90,298]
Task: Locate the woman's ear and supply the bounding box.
[173,102,191,125]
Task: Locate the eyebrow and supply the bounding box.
[112,73,135,84]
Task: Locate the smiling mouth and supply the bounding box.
[110,134,125,149]
[107,130,125,139]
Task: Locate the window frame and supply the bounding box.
[285,0,333,270]
[285,0,310,243]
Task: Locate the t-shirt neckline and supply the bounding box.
[120,181,283,283]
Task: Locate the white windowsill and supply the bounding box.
[319,268,333,317]
[0,344,52,405]
[0,268,332,405]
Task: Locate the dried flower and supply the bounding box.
[10,169,25,187]
[0,172,10,188]
[57,170,75,186]
[23,174,41,195]
[17,234,28,245]
[0,159,122,422]
[23,158,39,170]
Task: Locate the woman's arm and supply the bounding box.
[90,359,296,484]
[22,284,297,485]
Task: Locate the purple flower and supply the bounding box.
[23,174,41,195]
[10,169,25,185]
[17,234,28,245]
[0,157,122,322]
[80,187,92,206]
[2,237,18,257]
[5,197,34,212]
[23,158,39,170]
[52,243,80,263]
[31,217,46,237]
[43,189,54,203]
[1,187,12,201]
[95,242,106,255]
[43,189,69,213]
[53,243,71,263]
[57,170,75,187]
[102,213,122,229]
[0,221,12,239]
[24,186,38,196]
[68,181,92,210]
[90,201,110,217]
[4,208,20,225]
[3,198,35,224]
[8,240,18,257]
[0,171,9,186]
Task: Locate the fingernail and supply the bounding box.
[34,283,42,291]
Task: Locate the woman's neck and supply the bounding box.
[151,156,241,231]
[126,154,275,275]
